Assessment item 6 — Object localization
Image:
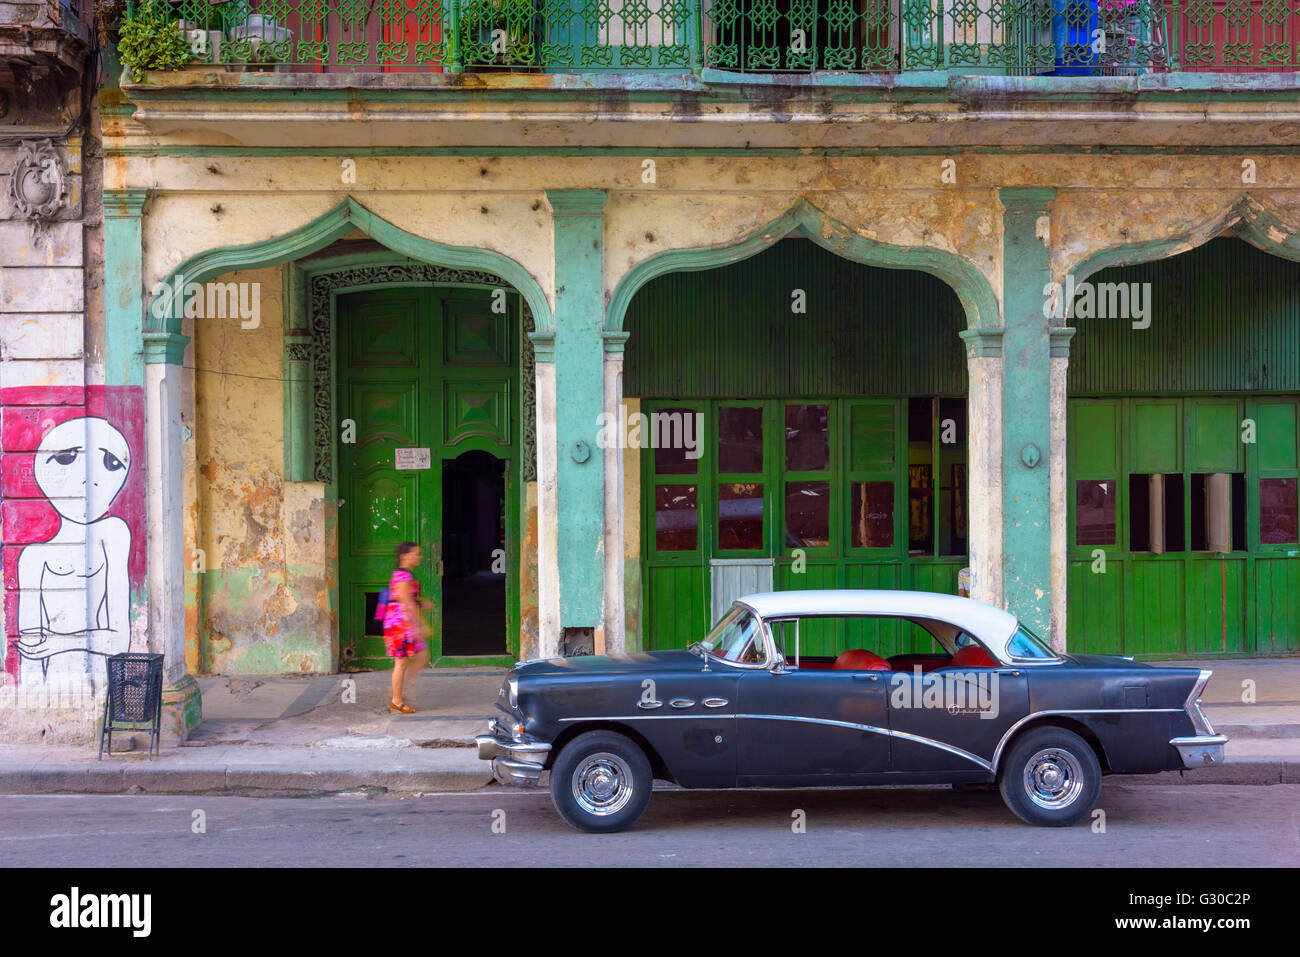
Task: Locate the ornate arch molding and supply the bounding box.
[145,196,553,338]
[294,258,536,485]
[605,198,1000,333]
[1071,195,1300,283]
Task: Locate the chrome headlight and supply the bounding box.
[508,677,518,710]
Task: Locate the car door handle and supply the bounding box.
[852,674,880,681]
[702,697,729,708]
[670,698,695,709]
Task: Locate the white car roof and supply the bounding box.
[734,589,1022,660]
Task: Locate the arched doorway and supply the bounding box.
[625,236,972,655]
[1066,236,1300,656]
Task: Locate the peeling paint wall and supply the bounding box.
[188,265,334,674]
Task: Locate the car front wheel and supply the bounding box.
[549,730,653,833]
[998,727,1102,827]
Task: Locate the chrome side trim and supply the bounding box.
[736,714,993,771]
[553,712,990,770]
[703,697,729,708]
[670,698,695,709]
[637,699,663,710]
[990,708,1183,772]
[559,714,736,722]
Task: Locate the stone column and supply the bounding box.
[959,327,1004,608]
[1049,328,1075,651]
[529,331,560,657]
[547,190,608,653]
[144,332,201,739]
[603,330,629,655]
[998,187,1057,641]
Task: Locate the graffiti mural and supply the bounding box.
[1,386,147,688]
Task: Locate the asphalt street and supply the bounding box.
[1,784,1295,867]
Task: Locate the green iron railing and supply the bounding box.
[128,0,1300,74]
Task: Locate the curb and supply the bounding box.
[1,757,1296,795]
[0,765,495,796]
[1108,761,1300,786]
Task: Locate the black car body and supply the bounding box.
[476,590,1227,831]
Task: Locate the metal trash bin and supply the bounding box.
[98,653,165,761]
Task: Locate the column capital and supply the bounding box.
[1049,326,1076,358]
[104,188,151,218]
[602,330,630,354]
[546,189,607,217]
[959,327,1004,358]
[528,330,556,361]
[143,330,190,365]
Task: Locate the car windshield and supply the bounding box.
[697,605,767,664]
[1007,623,1056,659]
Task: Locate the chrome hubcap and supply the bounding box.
[1022,747,1085,810]
[572,752,634,816]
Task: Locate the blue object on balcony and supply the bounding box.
[1048,0,1099,75]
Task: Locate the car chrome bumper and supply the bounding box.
[1170,735,1228,769]
[475,720,550,786]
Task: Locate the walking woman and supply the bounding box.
[383,541,432,713]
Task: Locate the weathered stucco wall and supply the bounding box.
[188,265,334,674]
[107,137,1300,660]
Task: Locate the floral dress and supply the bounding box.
[382,569,426,658]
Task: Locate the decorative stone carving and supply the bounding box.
[5,140,68,221]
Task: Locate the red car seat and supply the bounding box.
[937,644,997,669]
[831,649,892,671]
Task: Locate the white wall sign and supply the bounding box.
[395,448,432,470]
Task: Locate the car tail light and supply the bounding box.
[1184,669,1216,736]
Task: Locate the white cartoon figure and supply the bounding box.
[16,417,132,686]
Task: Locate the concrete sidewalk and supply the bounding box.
[0,658,1297,795]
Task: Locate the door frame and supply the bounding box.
[307,260,525,669]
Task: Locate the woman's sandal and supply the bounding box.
[389,700,415,714]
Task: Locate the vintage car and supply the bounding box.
[476,590,1226,832]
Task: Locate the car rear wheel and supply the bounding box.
[998,727,1101,827]
[549,730,653,833]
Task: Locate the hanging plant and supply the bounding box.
[117,0,194,82]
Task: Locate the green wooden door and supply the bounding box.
[1068,395,1300,657]
[337,285,522,669]
[338,288,441,670]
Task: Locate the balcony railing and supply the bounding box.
[134,0,1300,75]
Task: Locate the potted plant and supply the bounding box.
[467,0,534,70]
[116,0,194,81]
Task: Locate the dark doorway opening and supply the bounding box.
[441,451,507,656]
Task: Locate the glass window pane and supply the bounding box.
[719,482,764,550]
[1260,478,1299,544]
[655,484,697,551]
[652,407,700,475]
[785,480,830,548]
[851,481,894,548]
[1075,479,1116,546]
[785,404,829,471]
[718,406,763,473]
